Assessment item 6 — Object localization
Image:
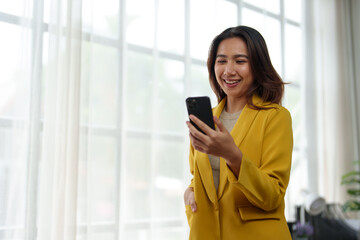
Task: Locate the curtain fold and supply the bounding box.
[350,0,360,163]
[37,0,82,239]
[305,0,360,204]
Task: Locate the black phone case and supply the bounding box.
[186,96,215,134]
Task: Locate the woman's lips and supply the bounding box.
[223,79,241,88]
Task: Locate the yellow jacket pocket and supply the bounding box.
[238,205,281,221]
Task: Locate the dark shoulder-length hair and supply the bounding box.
[207,25,284,108]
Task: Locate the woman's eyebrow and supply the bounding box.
[216,54,248,58]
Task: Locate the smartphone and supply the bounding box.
[186,96,215,134]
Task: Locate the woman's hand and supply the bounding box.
[186,114,243,177]
[184,187,197,212]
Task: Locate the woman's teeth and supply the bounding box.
[224,79,241,84]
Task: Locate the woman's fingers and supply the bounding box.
[213,116,226,132]
[186,115,232,155]
[189,132,208,153]
[186,120,209,143]
[184,187,197,212]
[189,114,213,136]
[190,200,197,212]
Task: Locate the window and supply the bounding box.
[0,0,304,239]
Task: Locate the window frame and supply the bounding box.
[0,0,304,237]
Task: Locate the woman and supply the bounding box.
[184,26,293,240]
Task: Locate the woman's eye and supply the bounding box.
[236,60,246,64]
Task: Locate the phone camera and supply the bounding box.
[187,99,197,110]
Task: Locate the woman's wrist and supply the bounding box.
[225,147,242,178]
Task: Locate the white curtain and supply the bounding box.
[5,0,84,239]
[304,0,360,204]
[36,0,82,239]
[0,0,108,239]
[1,0,319,239]
[2,0,189,239]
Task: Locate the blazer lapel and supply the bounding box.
[217,96,260,200]
[229,102,259,147]
[196,152,218,206]
[196,96,261,203]
[196,99,226,206]
[218,159,228,199]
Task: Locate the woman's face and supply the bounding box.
[214,37,254,100]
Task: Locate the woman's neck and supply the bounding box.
[225,96,247,113]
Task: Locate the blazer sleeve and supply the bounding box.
[227,107,293,211]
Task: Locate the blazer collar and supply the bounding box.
[197,95,261,204]
[214,95,261,148]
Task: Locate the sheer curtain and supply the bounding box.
[3,0,83,239]
[304,0,360,204]
[1,0,309,239]
[0,0,234,239]
[36,0,82,239]
[1,0,117,239]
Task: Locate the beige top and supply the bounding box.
[208,109,242,191]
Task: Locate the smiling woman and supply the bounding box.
[0,1,305,240]
[184,26,293,240]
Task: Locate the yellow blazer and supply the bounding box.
[185,96,293,240]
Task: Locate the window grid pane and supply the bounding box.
[0,0,304,237]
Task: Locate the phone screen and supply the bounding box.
[186,96,215,134]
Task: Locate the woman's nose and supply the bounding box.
[224,62,236,75]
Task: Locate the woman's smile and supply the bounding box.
[223,78,242,87]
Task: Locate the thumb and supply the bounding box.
[214,116,226,132]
